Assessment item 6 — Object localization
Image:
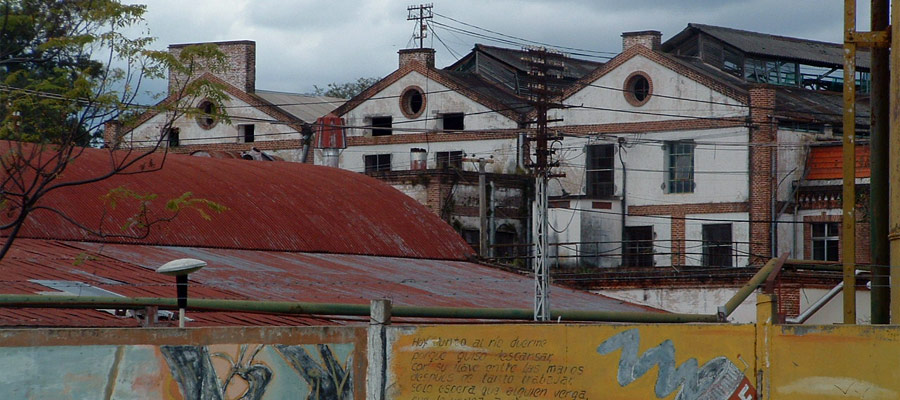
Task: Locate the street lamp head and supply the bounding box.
[156,258,206,276]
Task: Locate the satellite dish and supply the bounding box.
[156,258,206,276]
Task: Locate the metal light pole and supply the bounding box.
[157,258,206,328]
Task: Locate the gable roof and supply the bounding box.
[332,61,531,123]
[663,23,871,70]
[128,74,343,136]
[559,44,750,106]
[3,144,474,260]
[447,44,604,81]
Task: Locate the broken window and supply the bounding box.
[623,226,654,267]
[811,222,839,262]
[441,113,465,131]
[744,59,798,86]
[665,140,694,193]
[435,151,463,170]
[165,128,180,147]
[371,116,392,136]
[702,224,733,267]
[586,144,615,198]
[239,124,255,143]
[364,154,391,173]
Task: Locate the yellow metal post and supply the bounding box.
[890,0,900,322]
[842,0,857,324]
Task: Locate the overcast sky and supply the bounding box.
[125,0,870,97]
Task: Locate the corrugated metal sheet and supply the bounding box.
[672,23,871,70]
[807,144,870,180]
[0,239,657,327]
[253,91,345,122]
[4,144,474,260]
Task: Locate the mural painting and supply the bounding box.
[389,325,756,400]
[1,343,354,400]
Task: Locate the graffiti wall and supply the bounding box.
[0,327,364,400]
[388,325,757,400]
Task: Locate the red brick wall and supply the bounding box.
[749,85,776,265]
[168,41,255,93]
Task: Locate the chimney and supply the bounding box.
[621,30,662,51]
[103,120,123,149]
[399,48,436,69]
[168,40,256,93]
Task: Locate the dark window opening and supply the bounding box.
[364,154,391,173]
[196,100,217,129]
[494,228,519,260]
[666,140,695,193]
[586,144,615,198]
[702,224,733,267]
[623,226,654,267]
[442,113,465,131]
[400,86,426,118]
[625,74,651,104]
[165,128,180,147]
[812,222,839,262]
[240,124,255,143]
[436,151,463,170]
[371,116,392,136]
[461,228,480,254]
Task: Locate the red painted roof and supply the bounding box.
[807,144,870,180]
[2,144,473,260]
[0,239,656,327]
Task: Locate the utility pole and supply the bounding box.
[522,47,565,321]
[464,156,494,258]
[407,4,433,49]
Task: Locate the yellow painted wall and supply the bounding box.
[389,324,757,400]
[768,325,900,399]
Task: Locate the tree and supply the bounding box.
[0,0,227,261]
[313,77,379,99]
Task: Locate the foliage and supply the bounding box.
[312,77,379,99]
[0,0,229,261]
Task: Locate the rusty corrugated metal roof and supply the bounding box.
[3,144,473,260]
[0,239,658,327]
[806,144,870,180]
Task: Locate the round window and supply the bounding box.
[623,72,652,106]
[399,86,426,118]
[195,99,218,129]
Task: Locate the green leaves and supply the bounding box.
[103,186,227,232]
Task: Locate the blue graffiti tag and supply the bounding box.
[597,329,751,400]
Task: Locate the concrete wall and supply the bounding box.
[1,297,897,400]
[0,327,365,400]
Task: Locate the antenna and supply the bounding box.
[407,4,433,49]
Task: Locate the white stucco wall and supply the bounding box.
[341,71,519,138]
[337,138,520,174]
[127,96,298,147]
[554,54,746,125]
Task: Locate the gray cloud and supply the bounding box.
[126,0,859,98]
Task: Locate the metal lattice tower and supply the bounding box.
[522,47,566,321]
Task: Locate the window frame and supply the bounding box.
[586,144,615,198]
[441,113,465,131]
[364,153,392,173]
[623,226,654,267]
[239,124,255,143]
[435,150,463,170]
[165,127,180,147]
[702,223,733,267]
[811,222,840,262]
[665,140,695,194]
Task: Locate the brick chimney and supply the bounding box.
[399,48,436,69]
[168,40,256,93]
[103,120,123,149]
[621,30,662,51]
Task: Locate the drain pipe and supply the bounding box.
[786,269,864,324]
